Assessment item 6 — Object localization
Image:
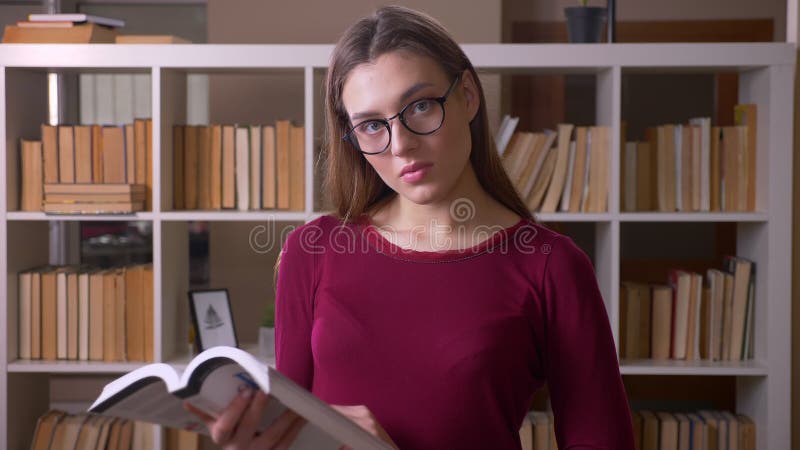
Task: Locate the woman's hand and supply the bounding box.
[184,388,306,450]
[331,405,399,450]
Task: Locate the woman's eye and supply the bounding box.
[411,99,432,114]
[358,121,384,135]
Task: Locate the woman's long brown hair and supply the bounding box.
[275,6,533,284]
[324,5,532,225]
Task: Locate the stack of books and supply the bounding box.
[44,184,145,214]
[2,13,123,43]
[620,256,756,362]
[19,120,153,213]
[622,104,757,212]
[17,264,154,363]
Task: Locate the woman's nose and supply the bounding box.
[388,118,417,156]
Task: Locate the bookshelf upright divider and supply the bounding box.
[0,43,794,450]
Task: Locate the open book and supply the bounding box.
[88,346,393,450]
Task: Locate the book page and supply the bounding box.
[95,380,199,431]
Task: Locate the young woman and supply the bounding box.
[187,6,635,450]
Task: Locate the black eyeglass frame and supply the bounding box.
[342,73,462,155]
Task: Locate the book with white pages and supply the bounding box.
[88,346,393,450]
[689,117,711,211]
[674,124,683,211]
[494,115,509,153]
[580,129,592,212]
[28,13,125,28]
[78,272,90,361]
[495,115,519,157]
[235,126,250,212]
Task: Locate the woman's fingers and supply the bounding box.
[250,409,301,449]
[270,415,307,450]
[231,390,270,446]
[208,388,256,445]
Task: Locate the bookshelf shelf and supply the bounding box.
[0,43,793,450]
[533,212,613,222]
[620,359,769,377]
[6,211,156,221]
[7,360,146,374]
[617,212,769,223]
[159,211,308,222]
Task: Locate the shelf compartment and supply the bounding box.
[5,67,154,213]
[159,221,302,364]
[158,68,307,214]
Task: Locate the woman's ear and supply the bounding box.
[460,69,481,123]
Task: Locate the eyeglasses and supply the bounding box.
[343,74,461,155]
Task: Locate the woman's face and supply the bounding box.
[341,50,480,206]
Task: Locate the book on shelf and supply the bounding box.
[620,256,755,362]
[518,410,555,450]
[2,23,117,43]
[16,21,74,29]
[20,140,44,211]
[276,120,292,210]
[27,13,125,28]
[173,121,305,212]
[18,264,154,363]
[734,104,757,211]
[88,346,394,450]
[494,114,519,157]
[42,186,146,213]
[622,104,756,213]
[115,35,191,44]
[500,124,610,214]
[630,410,755,450]
[44,202,144,214]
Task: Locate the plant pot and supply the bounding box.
[564,6,607,43]
[258,326,275,360]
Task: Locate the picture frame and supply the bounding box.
[188,288,239,352]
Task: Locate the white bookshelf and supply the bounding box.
[0,43,793,449]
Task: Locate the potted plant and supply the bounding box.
[564,0,607,43]
[258,300,275,359]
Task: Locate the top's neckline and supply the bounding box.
[356,214,530,263]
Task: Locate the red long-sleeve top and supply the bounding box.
[275,214,635,450]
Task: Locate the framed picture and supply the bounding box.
[188,288,239,352]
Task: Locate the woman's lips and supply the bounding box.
[400,164,431,183]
